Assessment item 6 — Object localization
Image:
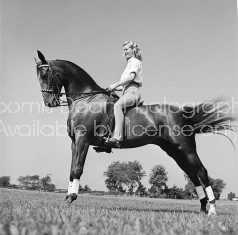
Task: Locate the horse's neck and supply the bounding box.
[54,60,104,96]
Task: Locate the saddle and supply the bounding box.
[93,92,144,153]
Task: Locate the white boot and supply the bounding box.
[205,186,217,215]
[208,202,217,216]
[67,181,73,195]
[71,179,80,194]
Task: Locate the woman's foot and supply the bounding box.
[105,137,122,148]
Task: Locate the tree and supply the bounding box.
[17,175,32,188]
[184,174,196,199]
[125,161,146,194]
[17,174,56,191]
[228,192,236,200]
[41,175,51,191]
[149,165,168,197]
[43,183,55,192]
[78,184,84,193]
[148,185,159,198]
[210,178,226,200]
[29,175,40,189]
[83,184,91,192]
[0,176,11,187]
[117,185,126,193]
[104,161,125,191]
[135,183,147,197]
[17,175,40,189]
[167,185,185,199]
[40,175,55,191]
[104,161,146,194]
[184,174,226,200]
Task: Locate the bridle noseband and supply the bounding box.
[37,63,111,106]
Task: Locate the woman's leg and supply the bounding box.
[112,94,138,141]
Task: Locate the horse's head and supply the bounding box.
[35,51,62,107]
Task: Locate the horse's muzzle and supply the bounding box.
[45,100,60,107]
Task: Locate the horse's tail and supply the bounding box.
[182,97,238,139]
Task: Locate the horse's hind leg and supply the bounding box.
[196,160,217,215]
[172,153,210,213]
[160,140,216,215]
[179,153,217,215]
[186,174,208,213]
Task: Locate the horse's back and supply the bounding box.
[125,103,182,125]
[123,103,183,143]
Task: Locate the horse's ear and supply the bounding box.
[37,50,47,64]
[34,57,40,65]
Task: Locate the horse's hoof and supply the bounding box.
[64,193,77,204]
[64,198,71,205]
[208,211,217,216]
[200,208,208,214]
[208,202,217,216]
[64,195,70,201]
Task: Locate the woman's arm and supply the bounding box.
[109,72,136,91]
[116,72,136,87]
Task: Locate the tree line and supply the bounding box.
[0,175,56,191]
[0,175,92,193]
[103,161,226,200]
[1,160,226,199]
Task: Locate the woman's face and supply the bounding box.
[123,44,134,60]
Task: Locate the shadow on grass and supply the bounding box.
[106,207,201,214]
[62,198,235,216]
[107,207,235,215]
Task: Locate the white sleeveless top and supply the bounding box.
[120,57,142,87]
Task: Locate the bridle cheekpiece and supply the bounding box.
[37,63,63,106]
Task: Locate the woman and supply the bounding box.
[106,40,143,147]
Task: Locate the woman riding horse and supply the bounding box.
[35,50,237,215]
[106,40,142,147]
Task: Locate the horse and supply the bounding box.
[35,50,237,215]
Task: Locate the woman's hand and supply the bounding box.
[108,83,118,91]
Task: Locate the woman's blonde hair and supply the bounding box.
[123,40,143,61]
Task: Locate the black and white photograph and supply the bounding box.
[1,0,238,234]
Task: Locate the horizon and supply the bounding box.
[3,166,234,198]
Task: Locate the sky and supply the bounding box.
[1,0,237,199]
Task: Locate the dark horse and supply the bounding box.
[35,51,237,215]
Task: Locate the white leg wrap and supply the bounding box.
[205,186,215,201]
[67,181,73,194]
[71,179,80,194]
[195,186,206,200]
[208,203,217,215]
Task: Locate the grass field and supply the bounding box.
[0,189,238,235]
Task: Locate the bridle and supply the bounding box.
[37,63,111,106]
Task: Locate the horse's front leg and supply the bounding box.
[64,141,76,201]
[65,137,89,204]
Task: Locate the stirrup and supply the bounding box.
[93,146,112,153]
[104,138,122,148]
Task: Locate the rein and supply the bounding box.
[38,64,111,106]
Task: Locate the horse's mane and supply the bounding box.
[55,59,93,79]
[53,59,104,91]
